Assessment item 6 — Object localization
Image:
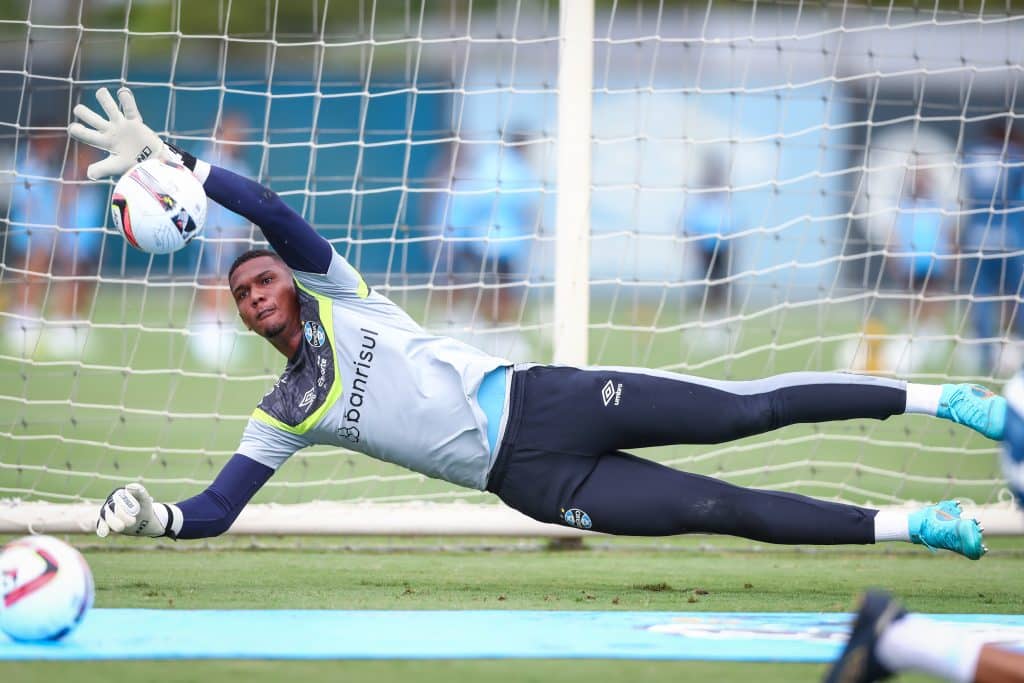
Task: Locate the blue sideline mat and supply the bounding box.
[2,610,1023,661]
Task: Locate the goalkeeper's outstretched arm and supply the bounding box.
[172,145,335,276]
[97,454,273,539]
[172,454,273,538]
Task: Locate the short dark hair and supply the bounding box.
[228,249,284,281]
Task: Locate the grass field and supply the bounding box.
[3,534,1023,681]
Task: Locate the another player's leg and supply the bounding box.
[823,590,906,683]
[970,255,1007,374]
[824,590,1024,683]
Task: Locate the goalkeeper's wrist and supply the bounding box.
[165,142,211,184]
[153,502,184,539]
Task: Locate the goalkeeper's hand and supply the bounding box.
[96,483,179,539]
[68,87,178,180]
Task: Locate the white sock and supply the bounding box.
[873,510,910,542]
[905,383,943,415]
[876,614,983,683]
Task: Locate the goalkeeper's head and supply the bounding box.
[1002,372,1024,508]
[228,249,300,354]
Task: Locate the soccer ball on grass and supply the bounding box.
[110,158,207,254]
[0,535,94,642]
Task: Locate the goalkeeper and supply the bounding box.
[72,88,1002,560]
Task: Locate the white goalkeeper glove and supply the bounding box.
[68,87,178,180]
[96,483,181,539]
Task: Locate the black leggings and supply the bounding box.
[487,365,907,544]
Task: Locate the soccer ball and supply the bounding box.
[0,535,94,642]
[110,158,207,254]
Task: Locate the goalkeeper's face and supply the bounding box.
[229,255,300,344]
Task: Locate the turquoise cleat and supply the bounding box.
[937,383,1007,440]
[908,500,987,560]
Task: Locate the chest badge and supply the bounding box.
[303,320,326,348]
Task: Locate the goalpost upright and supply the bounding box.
[553,0,594,368]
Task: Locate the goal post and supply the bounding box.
[1,2,1023,537]
[553,0,593,367]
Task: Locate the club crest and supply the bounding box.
[338,426,360,443]
[563,508,592,530]
[303,320,326,348]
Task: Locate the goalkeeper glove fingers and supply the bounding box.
[96,483,180,539]
[68,87,180,180]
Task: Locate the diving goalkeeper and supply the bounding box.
[72,88,1003,560]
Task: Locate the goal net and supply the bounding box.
[1,1,1022,536]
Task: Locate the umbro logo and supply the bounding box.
[299,387,316,410]
[601,380,622,407]
[135,146,152,163]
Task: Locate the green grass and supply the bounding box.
[85,537,1024,612]
[5,535,1023,682]
[0,660,835,683]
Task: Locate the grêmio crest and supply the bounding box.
[303,320,326,348]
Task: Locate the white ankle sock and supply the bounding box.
[873,510,910,542]
[905,383,943,415]
[876,614,983,683]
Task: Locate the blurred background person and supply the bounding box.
[960,118,1024,375]
[430,129,541,360]
[880,164,956,372]
[4,130,103,357]
[53,143,106,354]
[680,155,739,316]
[189,113,256,367]
[4,128,61,354]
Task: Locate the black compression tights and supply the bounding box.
[490,366,906,544]
[569,451,877,542]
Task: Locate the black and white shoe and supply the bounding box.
[822,590,907,683]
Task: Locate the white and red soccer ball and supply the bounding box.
[110,158,207,254]
[0,535,94,642]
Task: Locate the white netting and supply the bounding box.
[0,1,1021,534]
[586,3,1023,515]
